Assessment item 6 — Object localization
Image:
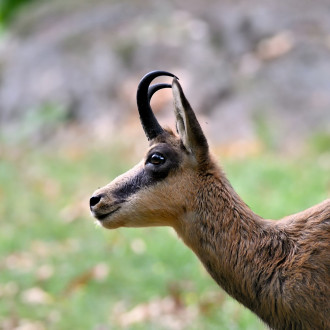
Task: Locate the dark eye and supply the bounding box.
[148,153,166,165]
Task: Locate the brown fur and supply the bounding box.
[90,78,330,330]
[177,156,330,330]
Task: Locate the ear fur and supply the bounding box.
[172,78,208,161]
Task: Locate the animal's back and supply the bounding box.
[272,199,330,329]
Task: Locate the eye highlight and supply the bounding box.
[147,152,166,165]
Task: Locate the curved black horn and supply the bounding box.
[137,71,178,140]
[148,83,171,101]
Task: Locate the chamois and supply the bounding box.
[90,71,330,330]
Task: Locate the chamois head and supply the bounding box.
[90,71,211,230]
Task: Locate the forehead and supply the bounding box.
[147,130,183,154]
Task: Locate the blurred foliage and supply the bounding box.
[0,0,37,27]
[309,132,330,154]
[20,103,68,141]
[0,103,70,146]
[0,139,329,329]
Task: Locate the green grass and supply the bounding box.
[0,141,329,329]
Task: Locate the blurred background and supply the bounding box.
[0,0,329,329]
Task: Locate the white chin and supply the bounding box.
[100,218,123,229]
[94,220,102,227]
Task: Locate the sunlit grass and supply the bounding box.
[0,141,329,329]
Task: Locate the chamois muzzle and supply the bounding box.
[136,70,178,140]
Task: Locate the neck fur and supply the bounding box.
[175,167,290,323]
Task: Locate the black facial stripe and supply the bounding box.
[113,165,174,201]
[113,145,181,201]
[113,169,151,202]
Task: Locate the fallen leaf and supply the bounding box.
[130,238,146,255]
[5,252,35,273]
[62,263,110,295]
[92,263,110,282]
[15,320,46,330]
[115,296,197,329]
[35,264,54,281]
[21,287,52,305]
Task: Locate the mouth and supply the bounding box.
[94,206,121,221]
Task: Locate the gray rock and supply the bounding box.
[0,0,329,150]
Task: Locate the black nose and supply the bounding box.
[90,194,103,208]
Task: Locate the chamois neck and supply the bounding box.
[176,167,283,318]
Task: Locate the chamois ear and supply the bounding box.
[172,78,208,161]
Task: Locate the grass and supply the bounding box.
[0,139,329,329]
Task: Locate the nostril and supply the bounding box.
[90,194,103,208]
